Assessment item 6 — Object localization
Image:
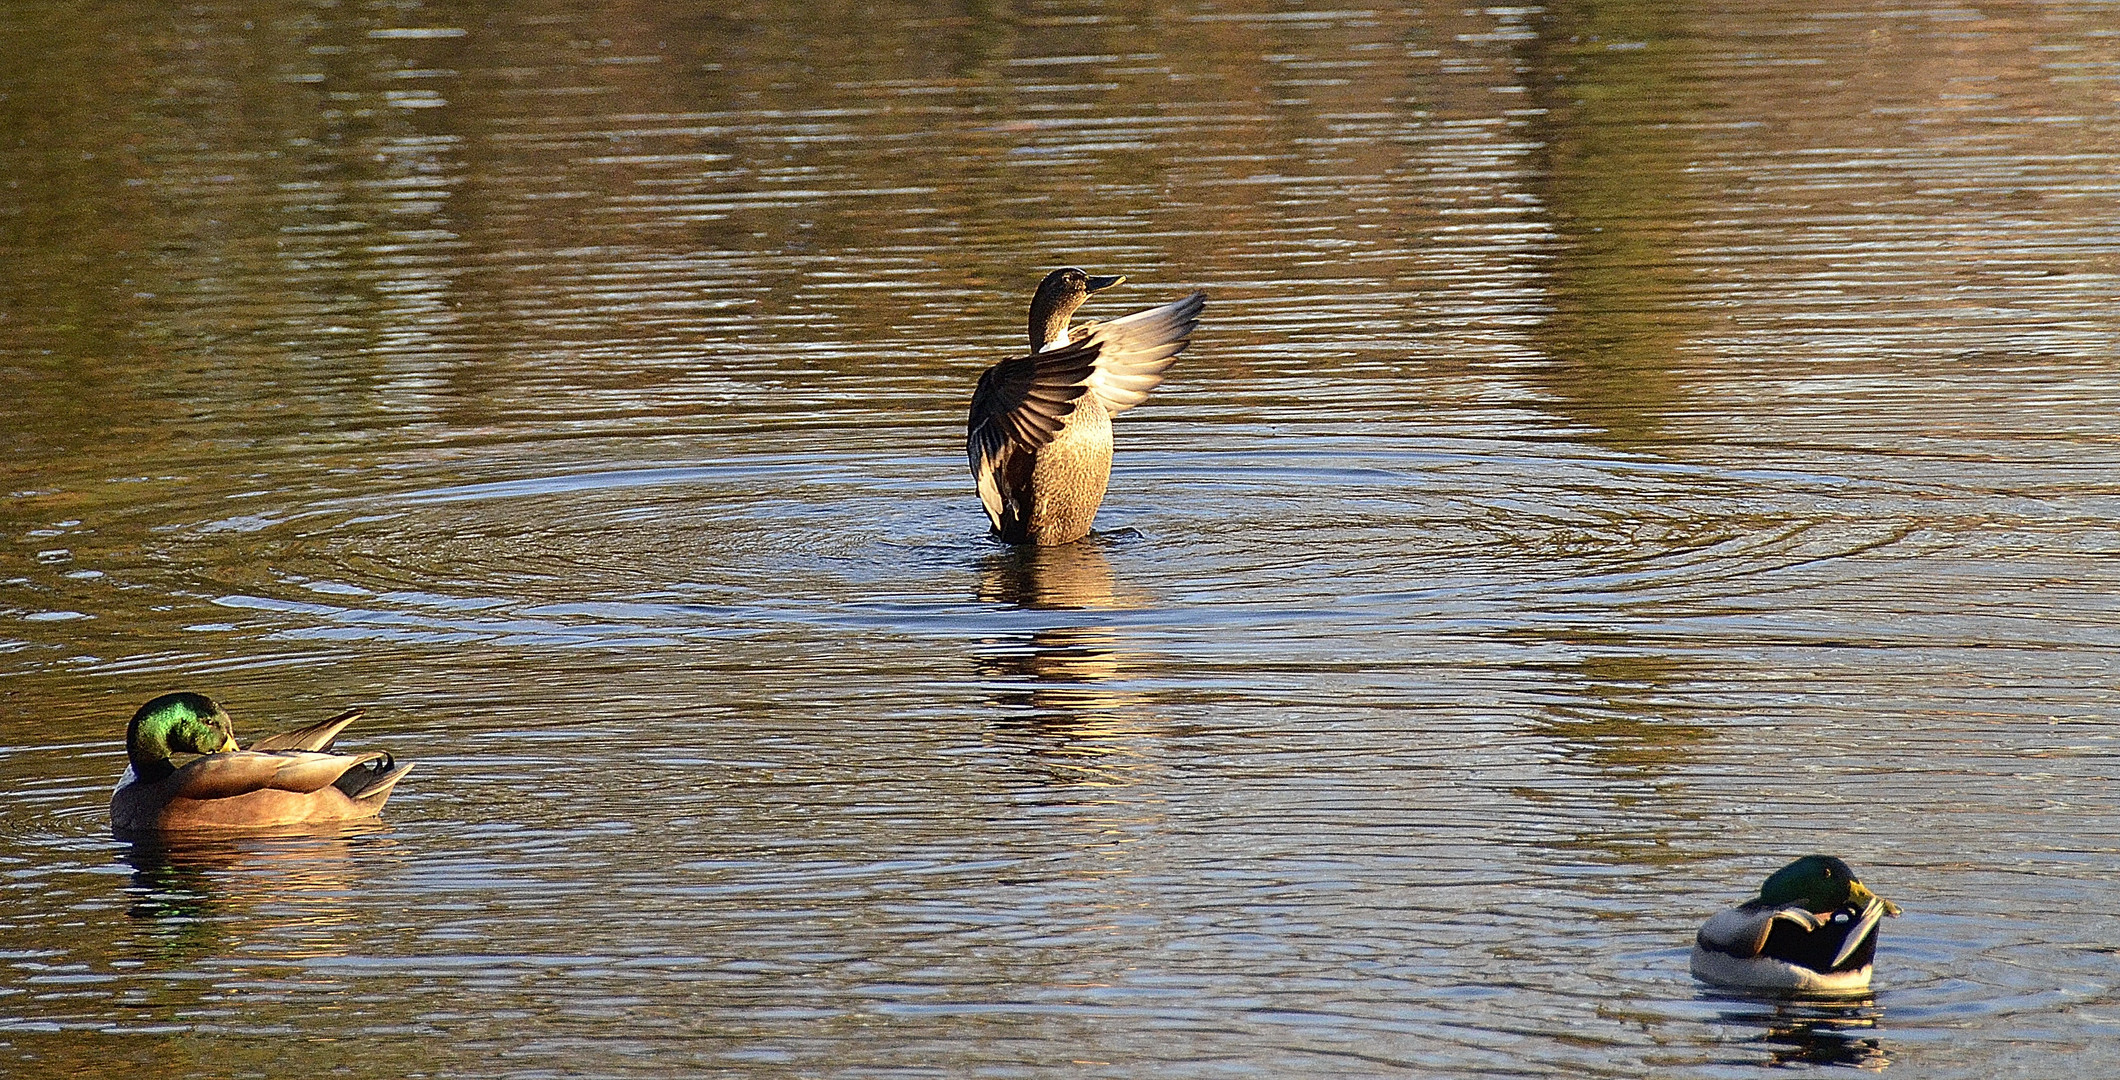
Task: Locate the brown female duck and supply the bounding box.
[110,691,413,832]
[967,268,1205,545]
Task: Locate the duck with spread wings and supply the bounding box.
[967,268,1205,546]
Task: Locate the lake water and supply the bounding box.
[4,0,2119,1075]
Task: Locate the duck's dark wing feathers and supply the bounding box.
[964,291,1206,465]
[334,752,414,801]
[967,342,1099,465]
[1760,901,1886,973]
[967,343,1101,536]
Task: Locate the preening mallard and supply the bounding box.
[1690,855,1901,993]
[110,691,413,832]
[968,267,1205,546]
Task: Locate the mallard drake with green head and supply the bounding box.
[968,268,1205,546]
[1691,855,1902,993]
[110,692,413,832]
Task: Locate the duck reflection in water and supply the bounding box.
[975,541,1160,787]
[976,536,1148,612]
[967,268,1204,546]
[119,824,393,965]
[1705,992,1892,1071]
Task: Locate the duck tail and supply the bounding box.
[336,753,414,805]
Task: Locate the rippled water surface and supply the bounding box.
[5,0,2119,1075]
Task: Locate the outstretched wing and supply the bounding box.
[1076,292,1205,415]
[968,344,1099,461]
[248,707,364,752]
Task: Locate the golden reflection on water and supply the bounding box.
[1519,0,1710,451]
[1536,650,1714,776]
[974,541,1148,613]
[975,542,1160,790]
[119,824,396,966]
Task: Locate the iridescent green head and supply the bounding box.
[1758,854,1901,916]
[126,692,238,779]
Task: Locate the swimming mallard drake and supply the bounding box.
[968,267,1205,545]
[1691,855,1902,993]
[110,691,413,832]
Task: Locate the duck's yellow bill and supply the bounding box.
[1849,880,1900,916]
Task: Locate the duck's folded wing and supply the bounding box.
[1696,903,1830,958]
[167,750,393,800]
[1079,292,1205,415]
[247,707,364,752]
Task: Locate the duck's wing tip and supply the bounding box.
[1081,292,1207,414]
[1828,899,1892,969]
[248,707,365,752]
